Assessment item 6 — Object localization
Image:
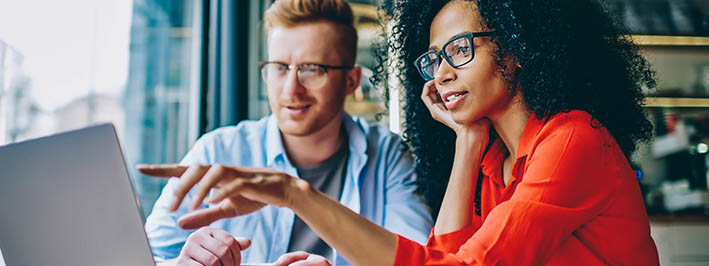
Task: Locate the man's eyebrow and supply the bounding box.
[428,31,471,50]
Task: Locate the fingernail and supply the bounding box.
[204,196,213,204]
[169,198,180,212]
[190,201,202,211]
[208,197,219,204]
[207,194,221,204]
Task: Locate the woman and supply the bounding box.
[140,0,659,265]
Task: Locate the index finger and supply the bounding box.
[421,81,445,106]
[420,80,434,99]
[177,202,236,229]
[274,251,311,266]
[137,164,188,178]
[420,81,450,119]
[291,255,331,266]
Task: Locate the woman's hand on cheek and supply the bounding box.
[421,80,460,130]
[420,80,491,139]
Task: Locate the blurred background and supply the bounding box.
[0,0,385,218]
[1,0,708,265]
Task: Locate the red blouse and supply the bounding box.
[394,110,659,265]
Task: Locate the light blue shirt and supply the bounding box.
[145,114,433,263]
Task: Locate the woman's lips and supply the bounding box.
[441,91,468,110]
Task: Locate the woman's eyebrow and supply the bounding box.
[428,31,471,50]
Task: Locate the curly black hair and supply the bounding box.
[372,0,656,218]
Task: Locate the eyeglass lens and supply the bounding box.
[261,63,327,89]
[416,34,474,80]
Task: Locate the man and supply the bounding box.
[142,0,433,265]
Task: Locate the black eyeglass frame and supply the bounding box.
[414,31,494,81]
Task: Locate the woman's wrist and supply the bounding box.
[455,130,488,150]
[287,177,319,212]
[453,130,489,169]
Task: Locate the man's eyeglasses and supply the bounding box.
[259,61,353,89]
[414,31,494,81]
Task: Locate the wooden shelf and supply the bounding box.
[351,3,378,20]
[650,215,709,224]
[645,97,709,108]
[633,35,709,47]
[344,100,384,114]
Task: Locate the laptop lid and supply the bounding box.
[0,124,155,266]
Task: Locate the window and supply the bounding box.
[0,0,201,217]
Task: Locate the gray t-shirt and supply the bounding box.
[286,140,348,259]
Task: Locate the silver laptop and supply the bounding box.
[0,124,155,266]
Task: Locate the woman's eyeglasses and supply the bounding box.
[414,31,493,81]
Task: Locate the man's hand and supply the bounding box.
[274,251,332,266]
[175,227,250,266]
[138,164,309,229]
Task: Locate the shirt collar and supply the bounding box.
[264,113,368,166]
[480,139,507,179]
[480,113,545,185]
[515,113,546,160]
[265,115,286,165]
[341,113,367,156]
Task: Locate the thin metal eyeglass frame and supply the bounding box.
[259,61,353,89]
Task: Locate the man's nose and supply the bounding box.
[282,68,306,95]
